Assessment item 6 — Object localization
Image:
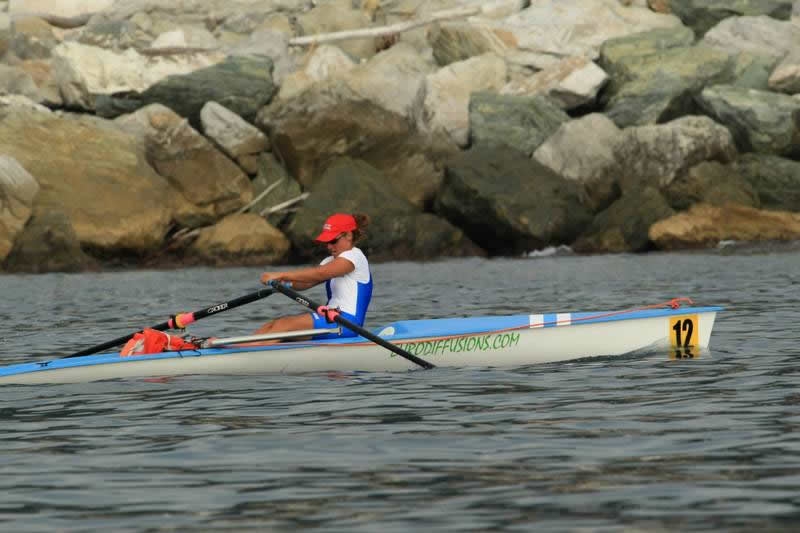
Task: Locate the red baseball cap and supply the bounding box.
[314,213,357,242]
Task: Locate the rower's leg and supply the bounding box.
[254,312,314,337]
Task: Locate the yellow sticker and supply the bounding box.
[669,314,699,359]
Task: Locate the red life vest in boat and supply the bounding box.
[120,328,199,356]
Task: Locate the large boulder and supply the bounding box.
[602,44,737,127]
[412,53,508,148]
[0,108,174,257]
[96,55,277,129]
[286,157,480,262]
[2,206,93,273]
[661,161,759,211]
[572,187,675,253]
[533,113,624,213]
[500,56,609,110]
[257,79,452,209]
[735,153,800,211]
[614,116,738,192]
[436,144,593,255]
[200,101,270,174]
[668,0,793,37]
[650,203,800,249]
[8,0,114,19]
[468,92,570,156]
[702,15,800,60]
[115,104,253,225]
[188,213,289,266]
[51,41,225,111]
[696,85,800,158]
[0,156,39,262]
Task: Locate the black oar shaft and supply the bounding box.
[269,282,435,370]
[63,288,274,359]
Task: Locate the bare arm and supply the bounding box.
[260,257,355,290]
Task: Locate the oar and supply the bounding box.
[267,281,435,370]
[62,288,275,359]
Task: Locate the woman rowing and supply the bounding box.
[256,213,373,340]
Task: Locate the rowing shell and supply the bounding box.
[0,306,722,385]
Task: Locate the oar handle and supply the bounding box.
[268,282,435,370]
[61,288,275,359]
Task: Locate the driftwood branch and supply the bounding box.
[236,177,285,215]
[259,192,310,216]
[288,5,482,47]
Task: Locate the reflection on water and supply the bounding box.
[2,252,800,531]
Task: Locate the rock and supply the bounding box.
[669,0,793,37]
[286,156,480,261]
[277,44,357,101]
[200,101,270,174]
[615,115,738,191]
[412,53,508,147]
[769,49,800,93]
[97,55,277,129]
[0,155,39,262]
[257,79,449,209]
[148,27,218,53]
[189,213,289,266]
[2,207,92,273]
[427,21,513,67]
[735,153,800,211]
[0,109,174,257]
[603,44,734,127]
[572,187,674,253]
[468,92,570,156]
[533,114,624,213]
[500,56,609,110]
[661,161,759,211]
[0,64,42,101]
[343,42,435,119]
[115,104,253,223]
[8,15,58,60]
[249,153,303,228]
[296,0,377,61]
[51,41,225,111]
[8,0,114,19]
[0,13,10,58]
[649,203,800,249]
[500,0,683,60]
[436,144,592,255]
[696,84,800,158]
[703,15,800,61]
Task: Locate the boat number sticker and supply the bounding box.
[394,332,521,358]
[669,315,699,359]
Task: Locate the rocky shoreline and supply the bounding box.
[1,0,799,273]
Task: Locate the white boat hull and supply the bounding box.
[0,306,721,385]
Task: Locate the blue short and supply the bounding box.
[310,310,361,339]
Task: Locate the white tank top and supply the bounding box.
[320,247,372,323]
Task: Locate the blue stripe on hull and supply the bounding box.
[0,306,723,378]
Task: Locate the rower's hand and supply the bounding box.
[260,272,287,286]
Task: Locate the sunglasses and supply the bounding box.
[327,233,347,245]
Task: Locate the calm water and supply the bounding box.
[1,249,799,532]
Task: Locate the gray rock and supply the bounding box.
[573,187,674,253]
[468,92,570,156]
[3,207,93,273]
[735,153,800,211]
[669,0,793,37]
[662,160,759,211]
[696,84,800,157]
[287,157,480,261]
[436,144,592,255]
[98,55,276,129]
